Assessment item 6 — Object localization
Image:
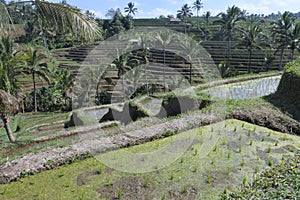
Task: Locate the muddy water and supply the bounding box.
[206,76,281,99]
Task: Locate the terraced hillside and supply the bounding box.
[52,40,210,102]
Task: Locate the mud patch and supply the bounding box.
[76,170,100,186]
[97,176,155,200]
[168,186,198,200]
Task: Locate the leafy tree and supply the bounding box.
[0,89,18,142]
[214,5,245,66]
[192,0,203,29]
[124,2,137,17]
[271,11,296,70]
[19,47,50,112]
[177,4,193,34]
[0,1,101,48]
[103,9,132,38]
[238,24,266,73]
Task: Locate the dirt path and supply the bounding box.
[0,113,219,184]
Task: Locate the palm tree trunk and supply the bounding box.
[122,75,126,101]
[33,72,37,112]
[291,48,294,61]
[163,49,166,93]
[144,64,149,96]
[185,20,187,34]
[227,34,232,67]
[2,116,15,142]
[197,10,199,30]
[279,47,284,71]
[248,49,252,73]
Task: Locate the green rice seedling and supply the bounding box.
[170,173,174,180]
[255,166,259,173]
[210,134,213,140]
[224,124,227,128]
[99,165,104,174]
[239,146,242,153]
[161,195,165,200]
[241,158,245,167]
[183,185,187,193]
[248,130,251,137]
[211,127,214,132]
[239,135,242,140]
[234,126,237,132]
[268,158,273,166]
[281,155,285,161]
[117,187,122,199]
[143,178,150,188]
[106,178,111,186]
[194,149,198,156]
[253,127,256,132]
[222,138,226,145]
[241,123,245,128]
[261,136,265,142]
[267,146,271,153]
[275,140,279,146]
[180,157,184,163]
[223,188,227,195]
[192,166,197,172]
[268,131,271,136]
[207,174,211,184]
[211,159,215,165]
[227,151,231,159]
[242,176,247,185]
[213,146,217,152]
[227,168,230,175]
[249,140,253,146]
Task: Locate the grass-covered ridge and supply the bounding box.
[0,119,299,199]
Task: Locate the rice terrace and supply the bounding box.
[0,0,299,199]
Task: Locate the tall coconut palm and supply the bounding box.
[124,2,137,17]
[20,47,50,112]
[0,1,101,47]
[271,11,295,70]
[192,0,203,30]
[0,89,18,142]
[204,11,211,25]
[154,29,174,93]
[214,5,245,66]
[136,33,151,95]
[177,4,193,34]
[238,24,266,73]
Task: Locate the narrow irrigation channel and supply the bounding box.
[206,75,281,99]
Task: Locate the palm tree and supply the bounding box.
[238,24,266,73]
[204,11,211,25]
[0,1,101,48]
[124,2,137,17]
[177,4,193,34]
[154,29,174,93]
[192,0,203,30]
[271,11,295,70]
[178,37,201,83]
[0,36,21,95]
[0,89,18,142]
[288,22,300,61]
[136,33,151,95]
[213,5,245,66]
[20,47,50,112]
